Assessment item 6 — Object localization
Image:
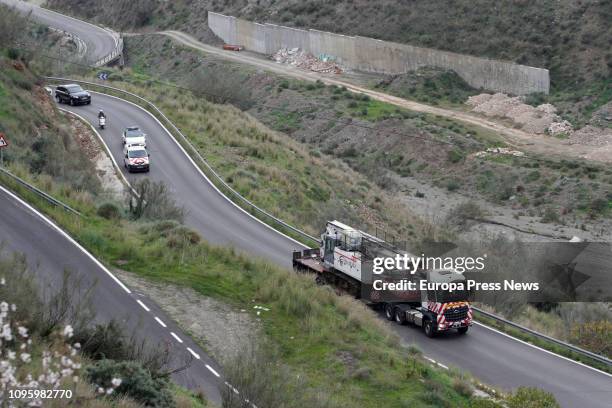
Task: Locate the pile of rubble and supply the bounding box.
[568,125,612,147]
[473,147,525,159]
[272,47,343,74]
[466,93,572,136]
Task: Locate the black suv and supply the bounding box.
[55,84,91,106]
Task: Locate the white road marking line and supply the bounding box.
[154,317,166,327]
[187,347,200,360]
[136,300,150,312]
[474,322,612,378]
[0,186,132,294]
[224,382,239,395]
[425,356,448,370]
[170,332,183,343]
[205,364,220,378]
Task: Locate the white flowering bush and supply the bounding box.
[0,275,123,407]
[0,275,84,406]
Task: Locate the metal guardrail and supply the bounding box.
[45,77,320,244]
[44,77,612,369]
[94,35,123,67]
[0,167,82,217]
[473,306,612,367]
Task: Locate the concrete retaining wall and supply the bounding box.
[208,12,549,95]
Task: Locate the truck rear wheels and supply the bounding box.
[423,319,436,338]
[384,304,394,321]
[457,327,469,335]
[394,309,407,325]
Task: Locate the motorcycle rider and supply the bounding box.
[98,109,106,129]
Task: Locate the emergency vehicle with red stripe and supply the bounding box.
[293,221,473,338]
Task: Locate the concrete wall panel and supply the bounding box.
[207,12,549,95]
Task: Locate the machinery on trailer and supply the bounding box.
[293,221,472,337]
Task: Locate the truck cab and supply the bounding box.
[389,269,472,337]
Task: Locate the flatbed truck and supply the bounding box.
[293,221,472,337]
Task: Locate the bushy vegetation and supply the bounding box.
[374,67,479,106]
[478,301,612,362]
[0,56,101,196]
[86,360,175,407]
[0,251,199,407]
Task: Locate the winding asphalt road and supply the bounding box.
[1,0,117,64]
[3,1,611,406]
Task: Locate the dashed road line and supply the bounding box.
[170,332,183,343]
[187,347,201,360]
[136,299,150,312]
[225,382,240,394]
[154,316,167,327]
[206,364,221,378]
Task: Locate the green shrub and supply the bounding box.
[7,48,19,60]
[525,171,541,182]
[590,198,608,214]
[446,179,461,191]
[452,377,473,397]
[446,201,483,228]
[507,387,559,408]
[540,207,559,223]
[97,202,122,219]
[524,92,547,107]
[447,149,464,163]
[86,360,175,407]
[165,225,201,248]
[569,320,612,357]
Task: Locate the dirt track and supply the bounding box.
[160,30,610,165]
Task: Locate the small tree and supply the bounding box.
[129,179,185,222]
[189,66,254,110]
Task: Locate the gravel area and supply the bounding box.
[394,173,612,242]
[114,270,259,362]
[64,112,126,200]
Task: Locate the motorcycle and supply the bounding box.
[99,116,106,129]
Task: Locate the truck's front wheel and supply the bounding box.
[458,327,469,335]
[424,319,436,338]
[384,304,394,321]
